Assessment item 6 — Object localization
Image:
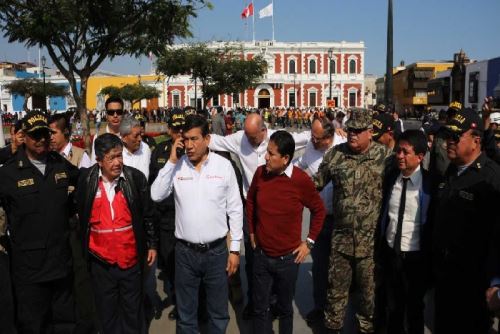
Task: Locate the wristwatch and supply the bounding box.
[230,251,240,256]
[306,239,314,250]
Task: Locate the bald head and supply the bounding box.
[244,113,267,147]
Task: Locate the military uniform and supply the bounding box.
[313,109,392,333]
[143,134,157,151]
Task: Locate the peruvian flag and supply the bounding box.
[241,3,254,19]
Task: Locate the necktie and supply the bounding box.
[394,177,409,254]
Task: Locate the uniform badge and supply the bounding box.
[459,190,474,201]
[157,158,167,164]
[17,178,34,187]
[438,182,446,189]
[355,170,361,179]
[54,172,68,183]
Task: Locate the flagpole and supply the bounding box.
[271,0,275,41]
[252,0,256,42]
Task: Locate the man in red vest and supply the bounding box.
[76,133,158,334]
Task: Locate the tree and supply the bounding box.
[4,78,68,112]
[100,83,160,108]
[156,43,267,107]
[0,0,210,148]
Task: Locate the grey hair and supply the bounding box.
[119,115,140,136]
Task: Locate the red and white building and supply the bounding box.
[165,40,365,109]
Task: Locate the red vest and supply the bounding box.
[89,180,138,269]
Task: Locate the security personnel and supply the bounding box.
[431,108,500,334]
[314,109,392,334]
[135,113,157,150]
[0,111,79,333]
[148,108,185,320]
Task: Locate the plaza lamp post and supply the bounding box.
[328,48,333,103]
[41,55,47,112]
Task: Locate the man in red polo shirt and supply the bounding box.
[246,130,326,334]
[76,133,157,334]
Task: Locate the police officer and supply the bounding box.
[431,108,500,334]
[0,111,79,333]
[148,108,185,320]
[314,108,392,334]
[135,113,157,150]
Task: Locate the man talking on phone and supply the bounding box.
[151,114,243,334]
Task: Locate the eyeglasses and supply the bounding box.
[347,127,368,134]
[106,109,124,116]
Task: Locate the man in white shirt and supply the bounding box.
[49,113,92,168]
[151,114,243,334]
[90,97,124,164]
[120,115,151,179]
[294,117,346,325]
[378,129,430,334]
[208,112,310,316]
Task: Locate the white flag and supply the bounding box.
[259,3,273,18]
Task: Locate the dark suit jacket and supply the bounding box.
[376,166,433,260]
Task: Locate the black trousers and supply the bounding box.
[90,258,143,334]
[0,252,16,334]
[383,242,426,334]
[14,274,75,334]
[159,229,176,297]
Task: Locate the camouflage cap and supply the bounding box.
[345,108,373,130]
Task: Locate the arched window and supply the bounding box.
[289,59,296,74]
[349,59,356,74]
[309,59,316,74]
[330,59,336,74]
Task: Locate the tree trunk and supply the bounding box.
[71,75,91,152]
[23,93,30,112]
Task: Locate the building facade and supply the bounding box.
[166,40,365,109]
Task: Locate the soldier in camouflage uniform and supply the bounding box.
[313,108,392,334]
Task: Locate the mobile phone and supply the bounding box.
[176,147,184,159]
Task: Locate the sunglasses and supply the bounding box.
[347,127,368,134]
[27,129,51,141]
[106,109,124,116]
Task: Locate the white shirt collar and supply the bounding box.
[283,163,294,178]
[60,142,72,157]
[400,165,422,185]
[98,168,125,183]
[124,141,144,156]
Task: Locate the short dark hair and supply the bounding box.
[94,133,123,161]
[269,130,295,165]
[183,114,209,137]
[49,113,72,139]
[105,96,124,110]
[397,129,428,155]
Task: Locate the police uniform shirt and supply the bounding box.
[150,152,243,251]
[386,166,422,252]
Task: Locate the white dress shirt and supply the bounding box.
[90,125,121,164]
[122,141,151,180]
[97,170,125,220]
[208,129,310,197]
[150,152,243,251]
[61,142,92,169]
[294,134,346,215]
[386,166,422,252]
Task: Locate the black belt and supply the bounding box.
[177,237,226,252]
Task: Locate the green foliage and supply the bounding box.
[0,0,209,145]
[4,78,68,111]
[100,83,160,106]
[156,43,267,105]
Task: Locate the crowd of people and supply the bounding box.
[1,95,500,334]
